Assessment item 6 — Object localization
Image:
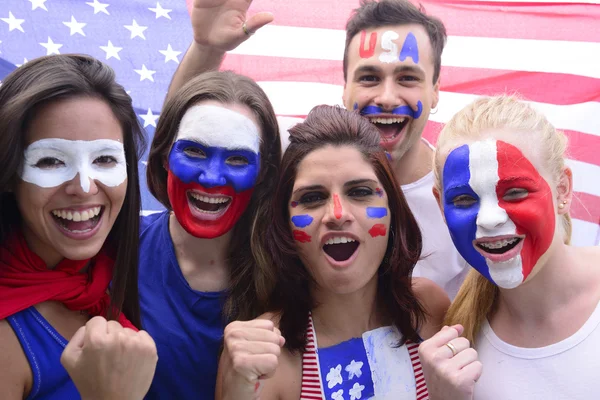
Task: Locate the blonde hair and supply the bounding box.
[434,95,572,343]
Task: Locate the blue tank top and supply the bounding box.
[6,307,80,399]
[139,211,225,400]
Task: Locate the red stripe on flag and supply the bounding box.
[571,192,600,225]
[222,55,600,105]
[219,0,600,42]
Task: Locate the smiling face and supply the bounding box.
[15,96,127,266]
[289,145,391,294]
[441,135,557,288]
[166,101,261,239]
[343,24,439,161]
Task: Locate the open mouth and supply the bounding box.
[187,191,232,214]
[51,206,103,234]
[475,236,524,263]
[369,117,409,144]
[323,236,360,262]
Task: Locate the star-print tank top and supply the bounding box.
[300,313,428,400]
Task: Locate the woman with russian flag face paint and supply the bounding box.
[419,95,600,400]
[0,55,158,399]
[216,106,450,400]
[140,71,281,400]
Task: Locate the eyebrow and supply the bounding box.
[292,179,378,194]
[353,64,425,78]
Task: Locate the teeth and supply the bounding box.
[479,237,519,249]
[369,117,406,124]
[52,206,101,221]
[189,192,230,204]
[325,236,356,245]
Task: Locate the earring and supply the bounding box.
[558,200,567,209]
[430,106,438,115]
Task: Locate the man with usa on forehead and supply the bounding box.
[167,0,469,298]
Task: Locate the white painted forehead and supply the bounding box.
[176,104,261,153]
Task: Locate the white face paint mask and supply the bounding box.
[20,138,127,193]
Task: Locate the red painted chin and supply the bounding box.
[167,172,253,239]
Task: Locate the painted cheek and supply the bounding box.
[293,230,312,243]
[366,207,388,219]
[368,224,387,238]
[333,194,342,219]
[442,145,494,282]
[291,214,313,228]
[496,141,555,280]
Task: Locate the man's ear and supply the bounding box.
[432,77,440,109]
[556,166,573,215]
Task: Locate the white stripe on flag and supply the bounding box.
[231,25,600,79]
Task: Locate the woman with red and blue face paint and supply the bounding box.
[419,95,600,400]
[214,105,450,400]
[139,70,281,400]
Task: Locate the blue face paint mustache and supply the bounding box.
[168,139,260,193]
[355,101,423,119]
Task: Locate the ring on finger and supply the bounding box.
[242,22,253,36]
[445,341,457,357]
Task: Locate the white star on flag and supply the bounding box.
[63,16,86,36]
[159,44,181,64]
[149,2,172,19]
[29,0,48,11]
[345,360,363,380]
[40,37,63,55]
[349,383,365,400]
[332,389,345,400]
[326,365,343,389]
[99,40,122,60]
[134,64,156,82]
[1,12,25,32]
[139,109,159,127]
[86,0,110,15]
[124,19,148,40]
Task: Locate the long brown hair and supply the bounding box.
[266,105,425,352]
[146,70,281,321]
[0,54,145,327]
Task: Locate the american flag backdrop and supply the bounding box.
[0,0,599,246]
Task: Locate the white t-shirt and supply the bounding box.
[474,300,600,399]
[280,120,469,299]
[402,170,469,299]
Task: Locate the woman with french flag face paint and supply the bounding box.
[419,96,600,400]
[442,138,555,289]
[167,102,261,239]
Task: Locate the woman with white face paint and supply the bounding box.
[215,105,449,400]
[419,95,600,400]
[0,55,157,399]
[140,70,282,399]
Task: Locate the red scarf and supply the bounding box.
[0,231,136,330]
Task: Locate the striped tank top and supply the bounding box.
[300,313,428,400]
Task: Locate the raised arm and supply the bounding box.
[167,0,274,100]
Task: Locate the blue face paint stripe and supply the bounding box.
[366,207,388,219]
[291,214,313,228]
[442,144,494,283]
[168,139,260,193]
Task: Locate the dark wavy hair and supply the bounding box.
[0,54,145,328]
[266,105,424,352]
[146,70,281,321]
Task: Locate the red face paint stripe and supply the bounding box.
[293,230,312,243]
[333,194,342,219]
[359,30,377,59]
[369,224,387,238]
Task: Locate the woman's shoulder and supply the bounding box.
[0,318,32,398]
[412,277,451,340]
